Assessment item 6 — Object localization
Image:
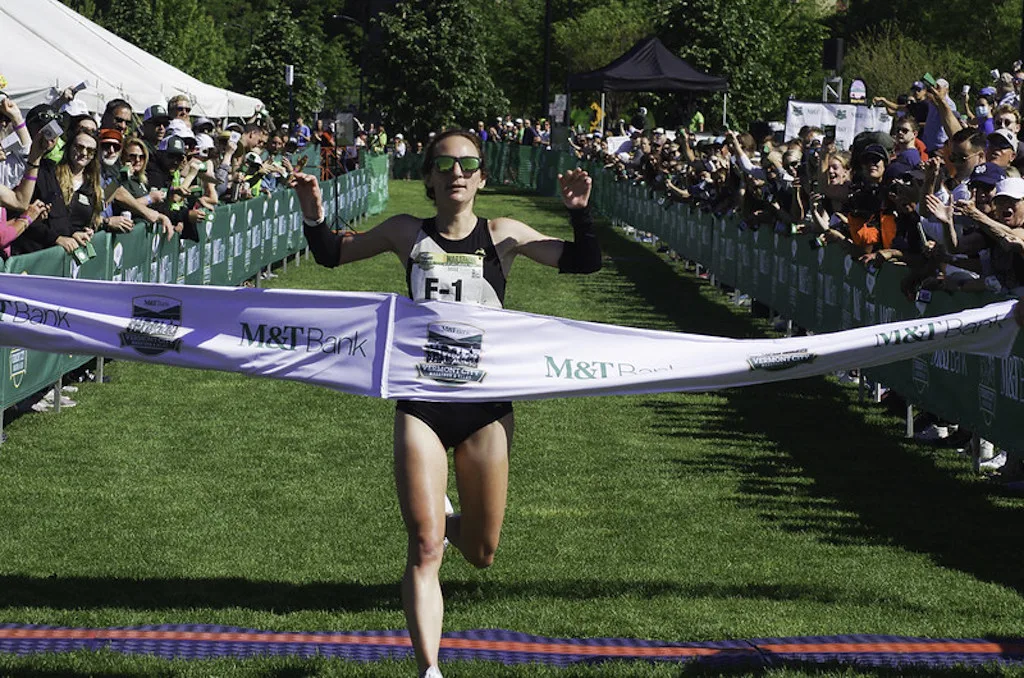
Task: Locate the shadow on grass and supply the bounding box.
[0,575,932,613]
[598,225,1024,595]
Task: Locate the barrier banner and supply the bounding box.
[0,275,1017,403]
[784,102,893,152]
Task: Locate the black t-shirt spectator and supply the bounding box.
[521,126,537,147]
[907,100,928,126]
[12,159,77,255]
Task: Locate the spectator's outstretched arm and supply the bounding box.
[927,88,964,138]
[871,96,900,116]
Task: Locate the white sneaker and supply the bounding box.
[443,495,453,552]
[422,667,443,678]
[979,451,1007,472]
[915,424,949,441]
[62,385,79,393]
[30,400,52,413]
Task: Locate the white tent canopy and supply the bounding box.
[0,0,263,118]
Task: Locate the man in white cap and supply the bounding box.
[394,133,406,158]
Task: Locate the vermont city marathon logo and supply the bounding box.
[747,349,816,372]
[417,322,486,384]
[9,348,25,389]
[119,295,184,356]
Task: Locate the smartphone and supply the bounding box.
[41,120,63,141]
[228,131,241,144]
[991,69,1001,80]
[922,73,938,88]
[72,82,87,93]
[294,155,309,172]
[1,132,23,153]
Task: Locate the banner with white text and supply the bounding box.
[0,275,1018,402]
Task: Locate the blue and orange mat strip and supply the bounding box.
[2,625,1023,669]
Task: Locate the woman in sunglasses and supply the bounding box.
[291,129,599,678]
[14,129,100,255]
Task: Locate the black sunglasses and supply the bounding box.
[432,155,481,174]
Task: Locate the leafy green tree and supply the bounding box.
[659,0,828,130]
[365,0,509,140]
[232,7,324,124]
[320,37,360,113]
[841,24,987,104]
[469,0,544,116]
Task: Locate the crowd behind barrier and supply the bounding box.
[0,146,387,419]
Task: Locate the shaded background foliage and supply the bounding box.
[58,0,1024,134]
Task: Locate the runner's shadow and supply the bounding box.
[0,574,923,613]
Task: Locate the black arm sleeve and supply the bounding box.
[304,219,343,268]
[557,206,602,274]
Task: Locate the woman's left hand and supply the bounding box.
[559,168,592,209]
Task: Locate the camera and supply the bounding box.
[915,288,932,304]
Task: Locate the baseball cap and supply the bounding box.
[980,86,998,97]
[936,78,950,89]
[969,161,1007,186]
[911,81,925,91]
[195,133,214,153]
[143,104,170,124]
[515,118,523,124]
[395,133,403,139]
[98,129,122,145]
[193,116,214,133]
[61,99,90,119]
[167,119,195,140]
[994,177,1024,199]
[225,121,244,133]
[988,128,1017,150]
[162,136,186,156]
[860,144,889,163]
[593,131,603,138]
[654,127,665,135]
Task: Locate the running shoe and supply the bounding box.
[443,495,454,552]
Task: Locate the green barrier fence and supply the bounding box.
[588,165,1024,459]
[0,151,389,413]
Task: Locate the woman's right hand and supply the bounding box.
[148,188,166,205]
[288,172,324,222]
[55,235,78,254]
[23,200,48,222]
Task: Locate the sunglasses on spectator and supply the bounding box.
[102,143,121,152]
[432,155,481,174]
[126,153,144,161]
[949,152,977,163]
[995,118,1017,128]
[114,116,131,126]
[73,143,96,157]
[175,106,191,113]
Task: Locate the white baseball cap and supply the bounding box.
[195,133,214,152]
[994,177,1024,199]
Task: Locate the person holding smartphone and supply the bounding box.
[289,129,601,678]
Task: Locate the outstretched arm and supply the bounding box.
[512,168,602,273]
[289,171,406,267]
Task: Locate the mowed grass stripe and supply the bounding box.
[0,180,1022,677]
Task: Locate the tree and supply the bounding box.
[469,0,545,117]
[232,7,324,124]
[659,0,828,130]
[840,24,986,104]
[365,0,509,141]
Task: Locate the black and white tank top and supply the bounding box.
[406,217,507,308]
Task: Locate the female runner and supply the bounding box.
[289,129,601,678]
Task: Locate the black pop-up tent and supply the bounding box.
[566,36,728,131]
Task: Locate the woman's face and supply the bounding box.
[826,158,850,185]
[862,157,886,182]
[426,135,485,206]
[68,132,97,172]
[123,143,145,174]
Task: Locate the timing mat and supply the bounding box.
[2,624,1023,669]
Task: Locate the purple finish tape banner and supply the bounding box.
[0,274,1018,401]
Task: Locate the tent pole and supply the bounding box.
[600,91,605,136]
[722,92,728,129]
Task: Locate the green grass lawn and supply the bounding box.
[1,180,1023,677]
